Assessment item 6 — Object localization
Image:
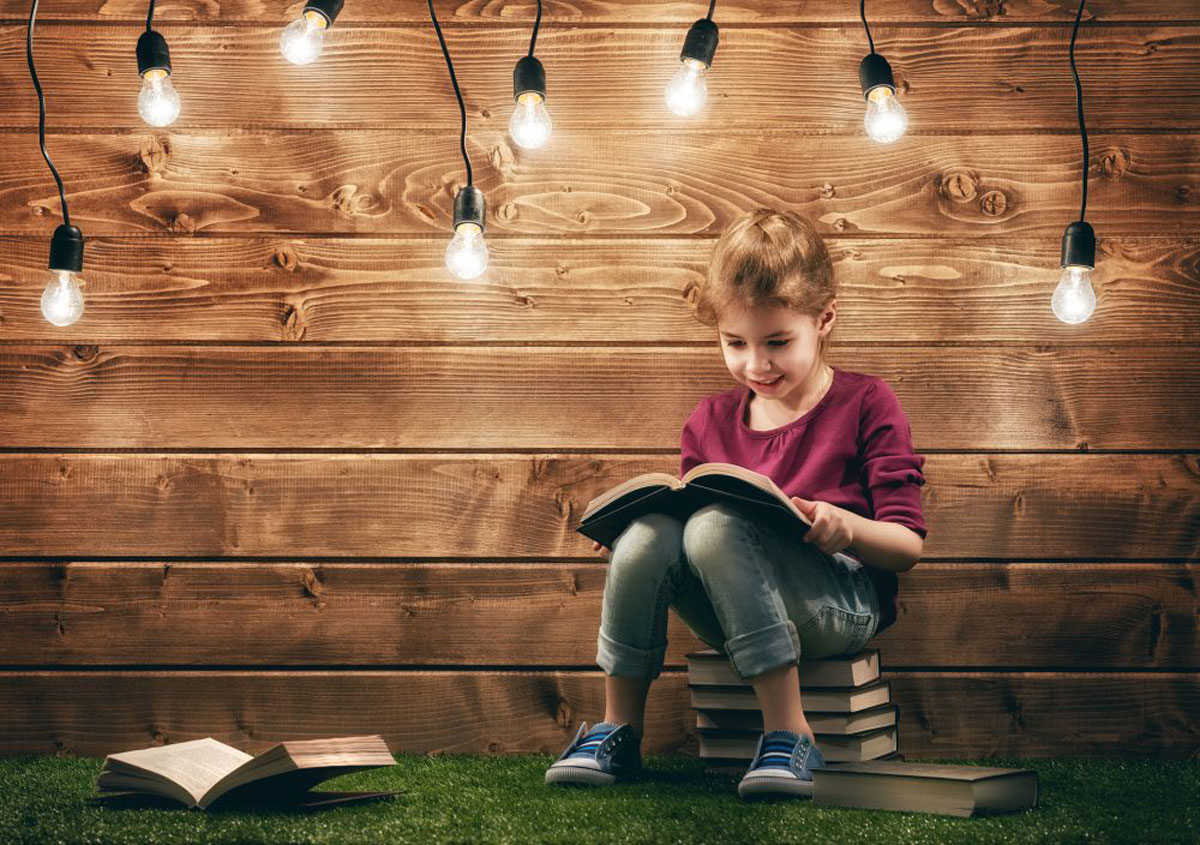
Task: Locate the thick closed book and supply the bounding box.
[698,726,897,764]
[576,463,811,548]
[813,761,1038,817]
[93,735,398,810]
[694,703,897,736]
[687,648,880,689]
[690,679,891,713]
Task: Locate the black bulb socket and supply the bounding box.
[137,29,171,77]
[49,224,84,274]
[303,0,344,27]
[513,55,546,103]
[859,52,896,99]
[1060,220,1096,269]
[453,186,486,234]
[681,18,718,68]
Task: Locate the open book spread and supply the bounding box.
[95,735,397,810]
[577,462,812,548]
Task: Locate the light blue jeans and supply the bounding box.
[595,502,881,681]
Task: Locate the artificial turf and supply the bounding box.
[1,753,1196,843]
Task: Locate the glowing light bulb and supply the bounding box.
[41,269,84,327]
[510,92,552,150]
[864,85,907,144]
[445,223,488,280]
[281,11,327,65]
[137,69,180,127]
[1051,265,1096,324]
[666,58,708,117]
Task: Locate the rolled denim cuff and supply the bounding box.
[596,629,667,680]
[723,618,802,680]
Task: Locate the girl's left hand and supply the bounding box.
[791,497,854,556]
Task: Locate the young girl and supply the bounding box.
[545,208,927,800]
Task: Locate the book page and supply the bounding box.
[683,463,811,525]
[105,738,253,805]
[582,472,681,520]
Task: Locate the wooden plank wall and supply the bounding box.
[0,0,1196,759]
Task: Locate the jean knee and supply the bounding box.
[681,502,748,574]
[609,512,685,580]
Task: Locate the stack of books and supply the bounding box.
[687,648,900,774]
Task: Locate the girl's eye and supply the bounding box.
[769,340,789,347]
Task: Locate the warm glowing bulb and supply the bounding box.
[864,85,907,144]
[665,58,708,117]
[1051,265,1096,324]
[281,11,327,65]
[509,92,552,150]
[445,223,488,280]
[41,269,85,327]
[138,70,180,127]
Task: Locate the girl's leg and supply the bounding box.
[595,512,689,739]
[680,502,879,738]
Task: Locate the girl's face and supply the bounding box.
[717,300,835,404]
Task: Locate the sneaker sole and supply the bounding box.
[544,764,618,786]
[738,775,814,799]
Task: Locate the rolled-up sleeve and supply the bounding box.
[679,400,708,478]
[858,380,927,539]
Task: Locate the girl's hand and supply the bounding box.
[592,540,612,559]
[791,497,854,556]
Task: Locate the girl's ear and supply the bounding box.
[818,299,837,335]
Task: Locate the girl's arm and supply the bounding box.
[843,512,924,572]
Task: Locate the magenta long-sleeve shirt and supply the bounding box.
[679,366,927,636]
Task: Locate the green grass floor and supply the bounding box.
[2,753,1197,844]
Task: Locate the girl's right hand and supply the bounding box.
[592,540,611,559]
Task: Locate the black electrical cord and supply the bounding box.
[26,0,70,228]
[706,0,716,21]
[1069,0,1089,221]
[528,0,541,57]
[146,0,154,32]
[427,0,472,187]
[860,0,875,54]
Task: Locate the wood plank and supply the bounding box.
[3,131,1192,237]
[1,0,1193,25]
[0,454,1196,559]
[2,237,1196,344]
[0,25,1196,130]
[1,562,1194,669]
[0,670,1194,757]
[0,346,1195,450]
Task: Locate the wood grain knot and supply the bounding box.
[979,190,1008,217]
[940,169,977,203]
[498,202,518,222]
[819,183,836,199]
[1100,149,1129,179]
[170,213,196,234]
[138,136,169,174]
[957,0,1007,19]
[331,185,379,217]
[1177,184,1192,203]
[489,142,515,173]
[72,344,99,362]
[273,248,299,272]
[282,303,307,341]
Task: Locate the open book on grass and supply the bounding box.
[94,735,398,810]
[576,462,811,548]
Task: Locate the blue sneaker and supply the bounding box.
[737,730,826,799]
[545,721,642,786]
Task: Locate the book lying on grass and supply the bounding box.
[690,680,891,714]
[813,761,1038,817]
[695,703,897,735]
[94,735,398,810]
[698,725,897,764]
[687,648,880,689]
[576,463,811,548]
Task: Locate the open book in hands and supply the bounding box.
[92,734,399,810]
[576,462,812,549]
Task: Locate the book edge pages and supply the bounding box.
[102,737,249,807]
[683,463,812,526]
[580,473,682,521]
[813,773,978,817]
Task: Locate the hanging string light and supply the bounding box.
[1052,0,1097,325]
[281,0,343,65]
[27,0,85,327]
[510,0,551,149]
[136,0,181,127]
[858,0,907,143]
[665,0,718,117]
[428,0,487,280]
